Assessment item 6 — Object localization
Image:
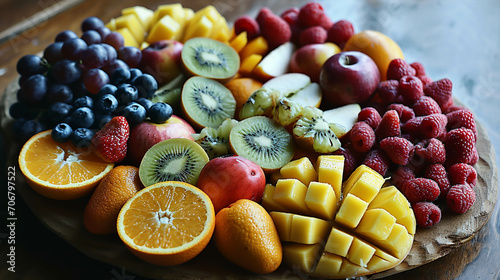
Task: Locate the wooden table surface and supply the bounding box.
[1,0,499,279]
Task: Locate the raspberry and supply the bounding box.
[375,110,401,141]
[299,26,327,46]
[349,121,376,153]
[446,184,476,214]
[357,107,382,129]
[413,96,442,116]
[443,104,466,114]
[380,136,414,166]
[403,114,448,139]
[414,138,446,164]
[446,109,477,142]
[376,80,400,104]
[424,78,453,111]
[256,8,291,49]
[327,20,355,49]
[333,147,358,179]
[386,103,415,123]
[362,148,390,176]
[234,16,260,40]
[280,7,299,26]
[448,163,477,189]
[391,166,416,189]
[386,58,416,81]
[401,178,440,203]
[468,147,479,165]
[297,2,328,27]
[424,164,451,199]
[444,128,476,166]
[398,75,424,105]
[410,62,426,76]
[418,75,433,86]
[413,202,441,228]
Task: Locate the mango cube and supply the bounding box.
[261,184,287,212]
[357,209,396,241]
[348,171,384,203]
[282,243,322,273]
[367,255,391,273]
[369,186,410,220]
[316,155,344,200]
[324,227,353,257]
[290,215,331,244]
[397,208,416,235]
[147,15,181,43]
[312,253,342,278]
[116,28,139,48]
[343,164,382,196]
[240,36,268,60]
[121,6,154,30]
[152,3,185,26]
[182,15,213,42]
[305,182,337,220]
[280,157,318,186]
[239,54,262,75]
[376,223,412,259]
[346,237,376,267]
[335,194,368,228]
[115,14,145,44]
[339,259,369,278]
[274,179,309,214]
[269,211,293,242]
[229,31,247,53]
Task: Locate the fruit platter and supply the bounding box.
[1,1,498,279]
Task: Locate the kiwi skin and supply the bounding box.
[138,138,209,187]
[229,116,295,174]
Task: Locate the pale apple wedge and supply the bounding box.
[323,103,361,135]
[262,72,311,95]
[289,82,322,108]
[253,42,295,81]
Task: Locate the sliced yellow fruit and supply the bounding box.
[114,14,145,44]
[147,15,181,43]
[122,6,154,30]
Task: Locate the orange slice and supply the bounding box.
[18,130,114,200]
[117,181,215,266]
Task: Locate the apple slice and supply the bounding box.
[289,82,322,108]
[323,103,361,134]
[253,42,295,82]
[262,72,310,94]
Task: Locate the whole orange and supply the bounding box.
[224,77,262,119]
[214,199,282,274]
[83,165,143,235]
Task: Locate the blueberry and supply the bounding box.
[51,123,73,143]
[111,68,131,85]
[46,83,74,104]
[73,96,94,109]
[137,98,153,111]
[18,119,45,143]
[71,127,94,148]
[48,102,73,124]
[69,107,95,128]
[147,102,173,124]
[93,113,114,129]
[97,84,118,97]
[122,102,146,126]
[116,84,138,104]
[94,93,118,114]
[133,74,158,99]
[129,68,142,82]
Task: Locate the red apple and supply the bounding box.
[289,42,341,82]
[128,115,195,165]
[139,40,183,85]
[197,156,266,213]
[319,51,380,107]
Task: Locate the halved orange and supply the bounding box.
[18,130,114,200]
[117,181,215,266]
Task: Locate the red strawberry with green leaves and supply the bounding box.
[91,116,129,163]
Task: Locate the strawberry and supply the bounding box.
[446,184,476,214]
[327,20,354,49]
[375,110,401,141]
[413,96,442,116]
[424,78,453,111]
[424,164,451,199]
[380,136,415,166]
[446,109,477,142]
[91,116,129,163]
[256,8,291,49]
[413,201,441,228]
[234,16,260,40]
[299,26,327,46]
[444,128,476,166]
[357,107,382,129]
[386,58,416,81]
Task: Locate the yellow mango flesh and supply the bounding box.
[265,162,415,279]
[280,157,318,186]
[114,14,145,44]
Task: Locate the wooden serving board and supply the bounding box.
[1,80,498,279]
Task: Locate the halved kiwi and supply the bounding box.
[229,116,295,173]
[181,37,239,82]
[138,138,209,187]
[181,76,236,129]
[292,107,343,153]
[192,118,238,159]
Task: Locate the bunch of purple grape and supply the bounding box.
[10,16,162,145]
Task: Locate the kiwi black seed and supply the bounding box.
[138,138,209,187]
[292,107,342,153]
[181,37,240,82]
[229,116,295,173]
[181,76,236,129]
[192,118,238,159]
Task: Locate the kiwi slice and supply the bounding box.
[139,138,209,187]
[229,116,295,172]
[272,97,303,126]
[192,118,238,159]
[292,107,343,154]
[181,37,239,82]
[181,76,236,129]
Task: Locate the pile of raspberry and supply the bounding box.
[338,58,478,229]
[233,2,355,50]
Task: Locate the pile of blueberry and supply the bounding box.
[9,16,173,146]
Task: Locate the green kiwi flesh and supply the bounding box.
[229,116,295,172]
[192,118,238,159]
[181,76,236,128]
[293,107,342,153]
[181,37,239,81]
[139,138,209,187]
